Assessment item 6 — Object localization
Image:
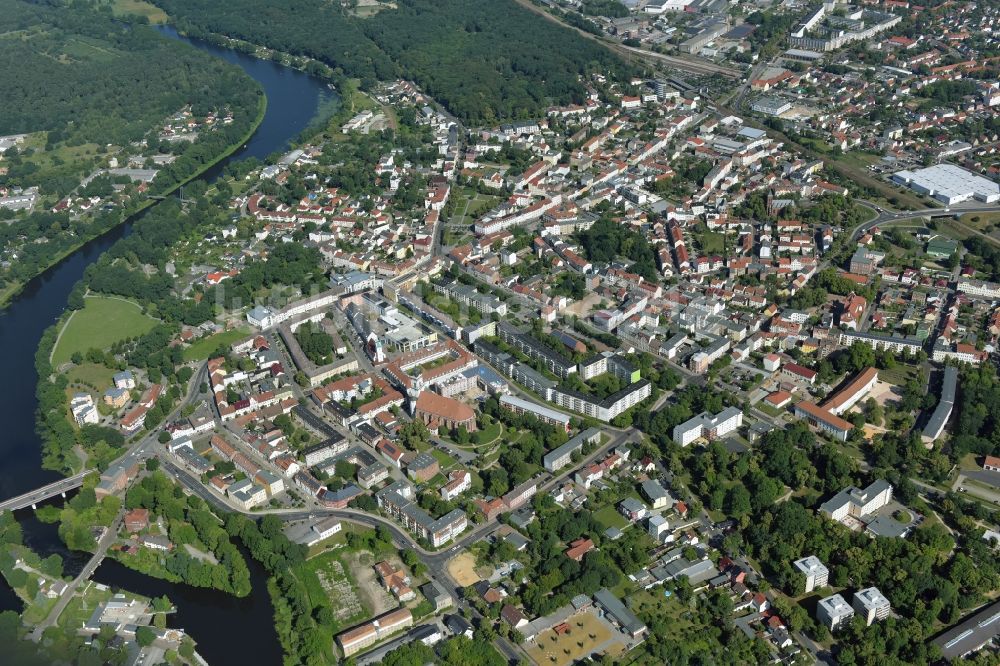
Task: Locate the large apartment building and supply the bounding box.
[853,587,891,626]
[819,480,893,523]
[542,427,602,472]
[497,322,577,378]
[672,407,744,446]
[375,480,468,547]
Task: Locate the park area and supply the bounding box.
[524,610,622,666]
[51,296,157,366]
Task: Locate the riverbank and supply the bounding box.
[0,22,335,663]
[0,92,267,311]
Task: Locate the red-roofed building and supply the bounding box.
[565,537,595,562]
[764,391,793,409]
[781,363,817,384]
[837,293,867,330]
[413,391,476,432]
[124,508,149,534]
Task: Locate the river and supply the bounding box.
[0,24,337,663]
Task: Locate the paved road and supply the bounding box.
[510,0,739,78]
[848,202,1000,245]
[31,508,126,641]
[159,422,635,664]
[0,470,95,512]
[954,472,1000,505]
[4,359,209,512]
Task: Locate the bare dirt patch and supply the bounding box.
[447,552,482,587]
[343,550,395,616]
[866,379,900,409]
[315,558,363,623]
[525,610,619,666]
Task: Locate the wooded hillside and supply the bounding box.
[0,0,258,146]
[154,0,633,123]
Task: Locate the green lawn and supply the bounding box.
[698,231,725,254]
[108,0,169,23]
[183,327,250,361]
[836,150,880,170]
[593,505,629,531]
[755,402,784,418]
[876,363,920,386]
[52,296,158,365]
[430,448,457,470]
[960,212,1000,230]
[474,421,503,446]
[466,193,500,218]
[65,362,117,391]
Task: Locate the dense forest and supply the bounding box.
[153,0,633,123]
[0,0,259,146]
[0,0,262,301]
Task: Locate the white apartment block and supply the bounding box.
[817,594,855,631]
[672,407,743,446]
[819,480,893,523]
[853,587,891,626]
[957,279,1000,300]
[70,393,99,426]
[794,555,829,594]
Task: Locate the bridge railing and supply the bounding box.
[0,469,95,511]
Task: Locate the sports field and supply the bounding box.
[52,296,157,365]
[525,611,619,666]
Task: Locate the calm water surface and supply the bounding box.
[0,25,335,663]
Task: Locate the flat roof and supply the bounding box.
[594,588,646,636]
[923,365,958,439]
[855,587,890,610]
[543,427,602,466]
[819,593,853,616]
[893,164,999,201]
[794,555,828,576]
[933,599,1000,660]
[500,394,570,424]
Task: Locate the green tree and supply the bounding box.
[135,626,156,647]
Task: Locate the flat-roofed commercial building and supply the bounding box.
[892,164,1000,206]
[933,599,1000,661]
[594,588,647,639]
